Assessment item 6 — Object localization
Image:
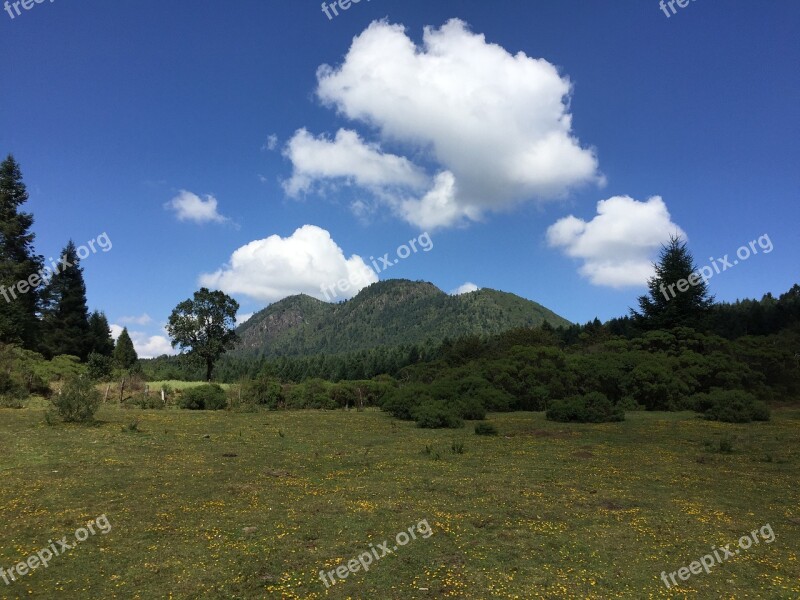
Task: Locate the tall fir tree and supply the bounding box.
[113,327,138,369]
[40,241,92,359]
[632,235,714,331]
[88,310,115,356]
[0,155,43,349]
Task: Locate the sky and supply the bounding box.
[1,0,798,357]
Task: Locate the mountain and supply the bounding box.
[234,279,572,357]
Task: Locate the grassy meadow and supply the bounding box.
[1,403,799,599]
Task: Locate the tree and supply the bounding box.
[632,235,713,331]
[40,241,92,360]
[0,155,43,349]
[113,327,138,369]
[88,311,114,356]
[167,288,239,381]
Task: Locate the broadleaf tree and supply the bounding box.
[167,288,239,381]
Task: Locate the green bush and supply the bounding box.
[456,396,487,420]
[241,377,284,408]
[50,377,101,422]
[475,422,498,436]
[701,390,771,423]
[122,393,165,410]
[546,392,625,423]
[86,352,114,381]
[412,400,463,429]
[0,369,28,408]
[285,379,336,410]
[382,386,425,420]
[180,384,228,410]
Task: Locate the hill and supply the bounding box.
[234,279,571,357]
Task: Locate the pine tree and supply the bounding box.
[113,327,138,369]
[40,241,92,359]
[88,311,114,356]
[0,155,43,349]
[632,235,714,331]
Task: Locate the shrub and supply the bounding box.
[180,384,228,410]
[702,390,771,423]
[50,377,101,423]
[86,352,114,381]
[0,369,28,408]
[412,401,463,429]
[455,396,487,420]
[241,377,284,409]
[285,379,335,410]
[450,441,465,454]
[382,386,425,420]
[475,422,498,436]
[546,392,625,423]
[622,361,689,411]
[122,393,165,410]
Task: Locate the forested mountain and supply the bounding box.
[234,279,572,357]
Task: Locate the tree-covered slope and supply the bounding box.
[234,280,572,357]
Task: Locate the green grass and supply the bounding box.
[1,405,798,599]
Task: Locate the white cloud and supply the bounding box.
[110,324,175,359]
[284,18,602,229]
[451,282,480,295]
[547,195,686,288]
[283,128,428,197]
[262,134,279,151]
[199,224,379,303]
[130,334,174,359]
[236,312,254,326]
[117,314,153,326]
[165,190,230,224]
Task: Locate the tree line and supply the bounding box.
[0,154,139,373]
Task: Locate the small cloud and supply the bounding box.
[450,282,480,295]
[236,312,254,326]
[117,314,153,326]
[262,134,279,151]
[547,195,686,288]
[165,190,230,225]
[199,224,378,303]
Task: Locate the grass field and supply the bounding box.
[1,404,798,599]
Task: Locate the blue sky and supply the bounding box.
[1,0,798,356]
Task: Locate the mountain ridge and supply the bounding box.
[234,279,572,357]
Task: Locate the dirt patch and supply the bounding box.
[572,450,594,459]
